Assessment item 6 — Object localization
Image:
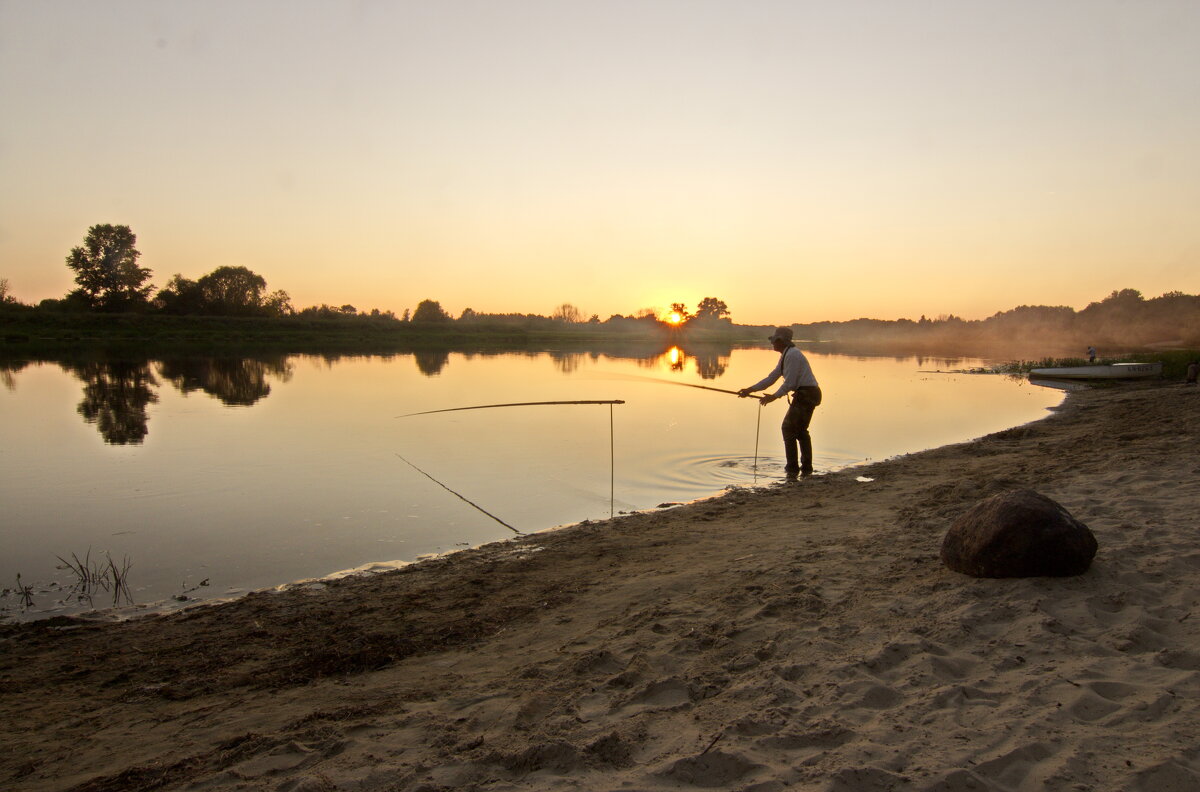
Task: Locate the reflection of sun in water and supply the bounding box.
[667,345,684,371]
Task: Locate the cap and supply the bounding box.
[768,326,793,343]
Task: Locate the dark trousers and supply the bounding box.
[782,386,821,473]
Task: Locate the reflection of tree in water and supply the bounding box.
[414,350,450,376]
[651,343,732,380]
[158,356,292,406]
[1,360,30,391]
[692,350,730,380]
[551,351,587,374]
[65,361,159,445]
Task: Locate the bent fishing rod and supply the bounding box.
[396,399,624,418]
[594,371,763,398]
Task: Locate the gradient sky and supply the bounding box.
[2,1,1198,324]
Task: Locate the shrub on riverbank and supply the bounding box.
[993,350,1199,380]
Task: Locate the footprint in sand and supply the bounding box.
[756,724,855,752]
[656,750,761,787]
[824,766,909,791]
[1060,688,1124,722]
[970,742,1054,789]
[225,740,329,780]
[1131,757,1200,791]
[854,684,904,710]
[928,653,977,682]
[617,676,695,713]
[569,648,624,676]
[1157,648,1200,670]
[920,768,998,791]
[491,740,584,776]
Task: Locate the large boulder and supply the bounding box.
[941,489,1098,578]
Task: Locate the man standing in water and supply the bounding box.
[738,327,822,478]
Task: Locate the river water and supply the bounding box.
[0,344,1061,620]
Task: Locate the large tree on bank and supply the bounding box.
[197,265,267,315]
[693,297,730,321]
[65,224,153,311]
[155,266,293,317]
[411,299,451,323]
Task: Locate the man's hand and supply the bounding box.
[737,388,752,398]
[759,393,777,405]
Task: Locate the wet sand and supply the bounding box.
[2,381,1198,791]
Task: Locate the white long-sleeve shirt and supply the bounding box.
[749,346,819,397]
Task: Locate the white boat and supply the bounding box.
[1029,361,1162,380]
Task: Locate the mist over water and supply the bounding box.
[0,345,1061,621]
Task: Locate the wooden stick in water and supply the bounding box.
[396,399,625,418]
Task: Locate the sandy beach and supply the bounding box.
[2,380,1198,792]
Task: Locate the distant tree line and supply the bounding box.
[12,224,300,318]
[1,224,739,337]
[13,225,1196,351]
[794,289,1200,351]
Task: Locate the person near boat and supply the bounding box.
[1087,346,1097,363]
[738,326,822,478]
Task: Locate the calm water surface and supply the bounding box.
[0,346,1061,620]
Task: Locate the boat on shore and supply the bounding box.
[1029,361,1162,380]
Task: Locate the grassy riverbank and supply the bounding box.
[0,312,762,358]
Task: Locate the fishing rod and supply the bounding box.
[396,399,624,418]
[395,453,522,535]
[665,380,746,397]
[598,372,759,398]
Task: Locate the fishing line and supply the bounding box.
[396,453,522,535]
[753,402,763,484]
[594,372,767,485]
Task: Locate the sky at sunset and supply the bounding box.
[2,0,1198,325]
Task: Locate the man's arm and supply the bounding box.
[738,362,783,398]
[749,350,800,404]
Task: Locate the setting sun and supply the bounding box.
[666,311,684,325]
